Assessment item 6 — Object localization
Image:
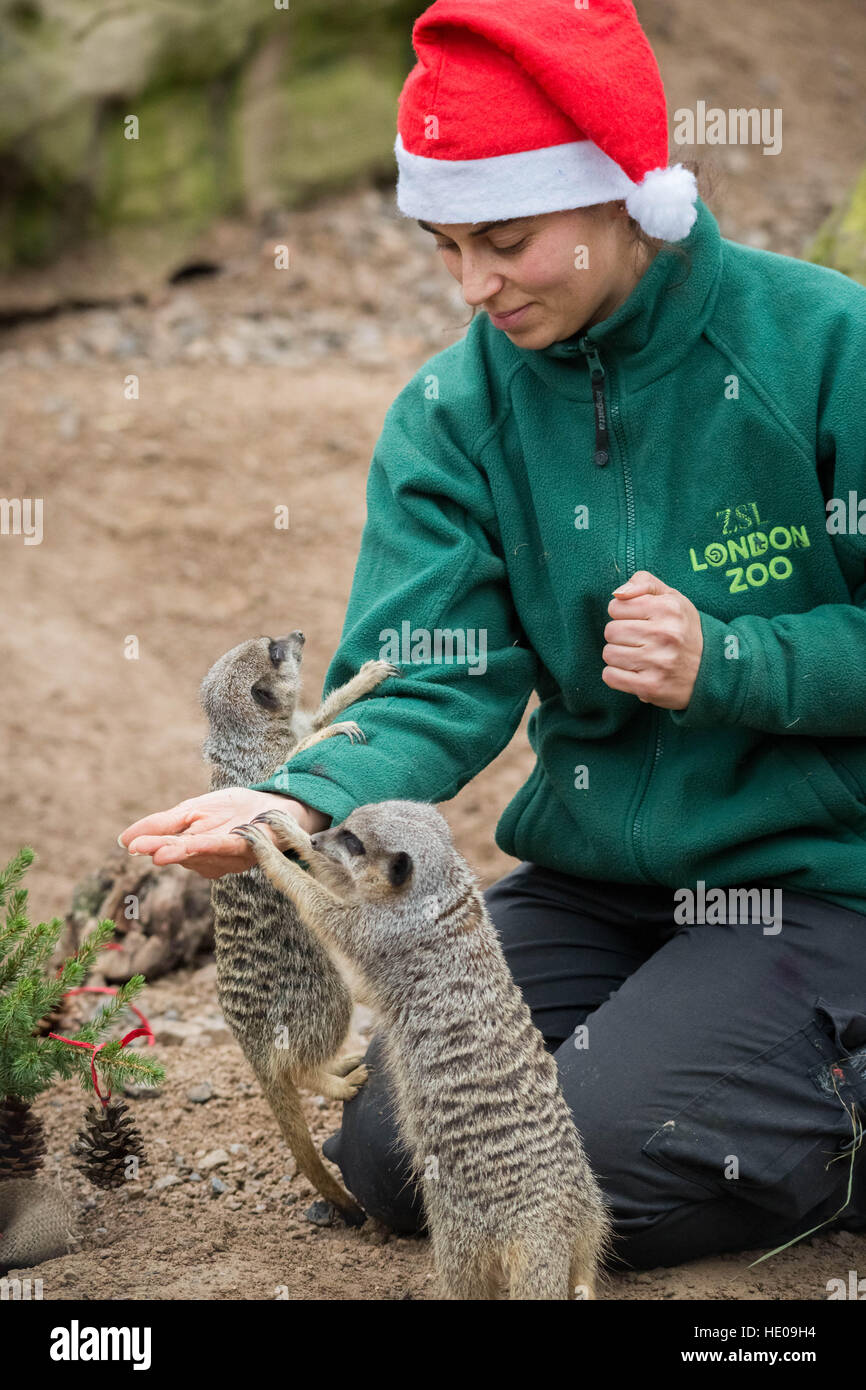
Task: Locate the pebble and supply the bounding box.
[57,410,80,440]
[210,1177,228,1196]
[123,1082,161,1099]
[200,1148,230,1172]
[187,1082,213,1104]
[152,1174,182,1192]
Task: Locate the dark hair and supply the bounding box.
[445,159,717,331]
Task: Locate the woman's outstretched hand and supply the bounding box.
[118,790,330,879]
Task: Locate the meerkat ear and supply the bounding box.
[388,851,412,888]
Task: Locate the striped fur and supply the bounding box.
[200,634,398,1222]
[239,799,612,1299]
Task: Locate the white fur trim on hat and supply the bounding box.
[624,164,698,243]
[394,132,633,223]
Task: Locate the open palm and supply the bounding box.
[119,788,306,879]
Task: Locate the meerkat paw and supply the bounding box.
[330,1052,366,1077]
[330,720,366,744]
[249,809,313,856]
[358,659,402,684]
[341,1063,369,1095]
[312,1064,369,1100]
[232,822,295,877]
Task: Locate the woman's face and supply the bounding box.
[419,202,653,348]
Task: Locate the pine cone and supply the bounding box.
[0,1098,45,1180]
[72,1099,147,1190]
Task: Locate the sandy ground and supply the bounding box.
[2,0,866,1299]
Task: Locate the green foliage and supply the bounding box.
[806,166,866,286]
[0,848,164,1104]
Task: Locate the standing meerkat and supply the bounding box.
[233,799,612,1299]
[200,632,398,1224]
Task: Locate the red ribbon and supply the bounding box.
[48,988,155,1105]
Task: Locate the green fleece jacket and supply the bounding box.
[251,196,866,916]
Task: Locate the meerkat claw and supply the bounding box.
[334,721,365,744]
[250,808,312,853]
[231,823,264,847]
[359,659,401,681]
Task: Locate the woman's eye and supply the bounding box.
[435,238,527,256]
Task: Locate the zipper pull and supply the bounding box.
[577,335,610,467]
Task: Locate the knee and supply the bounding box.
[323,1033,426,1235]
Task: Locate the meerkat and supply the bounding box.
[200,632,398,1224]
[232,799,612,1300]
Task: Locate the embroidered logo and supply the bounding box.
[687,501,810,593]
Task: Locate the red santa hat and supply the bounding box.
[394,0,697,243]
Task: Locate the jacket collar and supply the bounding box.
[506,196,723,398]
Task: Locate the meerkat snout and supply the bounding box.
[268,632,304,666]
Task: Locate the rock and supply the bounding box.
[187,1083,213,1104]
[200,1149,230,1173]
[123,1082,161,1100]
[57,842,214,983]
[150,1018,206,1046]
[210,1177,228,1197]
[188,1015,232,1045]
[304,1200,336,1227]
[151,1174,181,1192]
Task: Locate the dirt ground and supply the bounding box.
[2,0,865,1300]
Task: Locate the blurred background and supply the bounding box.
[0,0,865,1302]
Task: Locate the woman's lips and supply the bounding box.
[488,303,533,328]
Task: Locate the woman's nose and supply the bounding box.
[457,258,504,307]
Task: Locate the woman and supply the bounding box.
[122,0,866,1269]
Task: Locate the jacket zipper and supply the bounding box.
[576,336,610,467]
[576,333,665,883]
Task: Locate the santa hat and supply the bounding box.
[394,0,697,243]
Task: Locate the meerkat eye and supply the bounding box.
[388,851,412,887]
[251,680,280,710]
[340,830,365,856]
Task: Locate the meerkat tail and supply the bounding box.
[254,1065,364,1226]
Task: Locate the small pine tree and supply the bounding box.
[0,847,164,1177]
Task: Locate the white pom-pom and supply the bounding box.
[625,164,698,242]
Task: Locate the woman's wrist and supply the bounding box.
[261,792,331,835]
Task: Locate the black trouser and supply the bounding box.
[321,863,866,1269]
